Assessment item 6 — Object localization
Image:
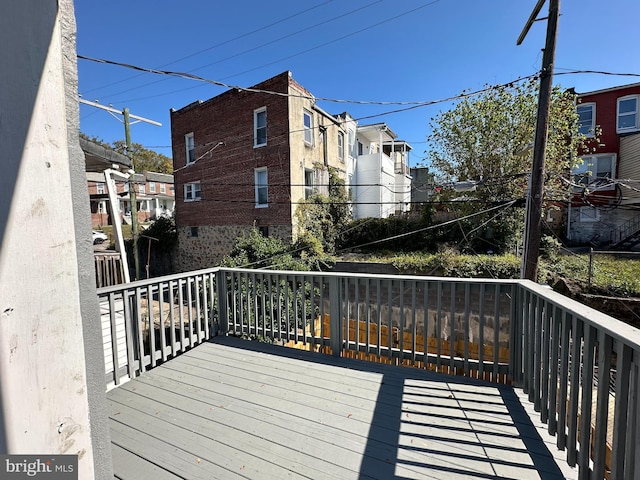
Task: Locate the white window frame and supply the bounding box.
[255,168,268,207]
[139,184,145,195]
[149,182,156,193]
[572,154,616,190]
[185,133,195,164]
[338,132,344,162]
[617,95,639,133]
[184,182,201,202]
[160,183,166,194]
[577,102,595,137]
[303,109,313,145]
[254,107,267,147]
[96,182,105,194]
[304,169,315,199]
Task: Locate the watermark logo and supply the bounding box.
[1,455,77,479]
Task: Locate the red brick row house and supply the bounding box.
[84,138,175,229]
[568,82,640,248]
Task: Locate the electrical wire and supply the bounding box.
[81,0,337,96]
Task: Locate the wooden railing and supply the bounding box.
[98,267,640,480]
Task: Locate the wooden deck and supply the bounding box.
[107,336,577,480]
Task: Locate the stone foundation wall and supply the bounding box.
[176,224,293,271]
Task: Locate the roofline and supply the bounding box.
[577,81,640,98]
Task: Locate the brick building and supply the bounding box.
[87,170,174,228]
[170,71,349,270]
[568,82,640,247]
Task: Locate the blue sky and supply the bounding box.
[76,0,640,167]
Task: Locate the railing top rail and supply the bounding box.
[97,266,221,295]
[520,279,640,350]
[218,267,523,285]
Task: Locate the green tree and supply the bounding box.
[295,167,352,256]
[112,140,173,174]
[426,79,588,253]
[79,133,173,173]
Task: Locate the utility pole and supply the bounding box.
[123,107,142,281]
[79,98,161,281]
[517,0,560,281]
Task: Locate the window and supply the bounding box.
[338,132,344,162]
[184,182,201,201]
[258,226,269,237]
[254,108,267,147]
[617,96,639,132]
[190,226,199,237]
[160,183,166,194]
[185,133,195,164]
[149,182,156,193]
[577,103,595,136]
[96,182,105,194]
[140,200,148,212]
[303,109,313,145]
[304,169,315,199]
[123,182,129,192]
[357,141,363,156]
[572,154,616,189]
[255,168,268,207]
[139,184,145,195]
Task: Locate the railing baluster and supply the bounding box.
[376,278,382,358]
[593,330,612,479]
[525,289,534,395]
[158,282,167,362]
[387,279,393,361]
[108,292,120,385]
[533,294,542,409]
[194,276,202,343]
[493,284,501,382]
[463,283,470,376]
[578,322,595,477]
[557,310,570,451]
[624,358,640,480]
[567,316,582,467]
[548,305,561,436]
[436,282,442,372]
[478,283,485,379]
[449,282,456,374]
[135,287,146,373]
[411,281,417,366]
[611,342,631,479]
[541,300,551,422]
[122,290,136,380]
[354,277,360,355]
[423,281,429,369]
[147,284,156,367]
[365,278,371,357]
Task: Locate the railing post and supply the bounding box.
[215,269,228,336]
[329,276,342,357]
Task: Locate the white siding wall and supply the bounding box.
[620,133,640,203]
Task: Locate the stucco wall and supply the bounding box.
[0,1,111,478]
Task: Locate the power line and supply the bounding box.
[81,0,337,96]
[97,1,382,101]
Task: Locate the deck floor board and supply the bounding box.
[108,336,577,480]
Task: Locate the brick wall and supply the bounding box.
[171,71,293,233]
